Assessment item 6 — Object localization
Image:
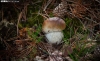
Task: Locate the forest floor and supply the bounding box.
[0,0,100,61]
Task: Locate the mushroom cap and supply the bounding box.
[42,17,66,33]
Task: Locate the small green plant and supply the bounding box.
[27,24,43,43]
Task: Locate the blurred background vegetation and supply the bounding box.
[0,0,100,61]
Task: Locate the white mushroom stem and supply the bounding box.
[45,31,64,44]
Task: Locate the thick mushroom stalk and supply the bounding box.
[42,17,66,44]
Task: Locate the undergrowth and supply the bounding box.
[1,0,100,61]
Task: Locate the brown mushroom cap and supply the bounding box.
[42,17,66,33]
